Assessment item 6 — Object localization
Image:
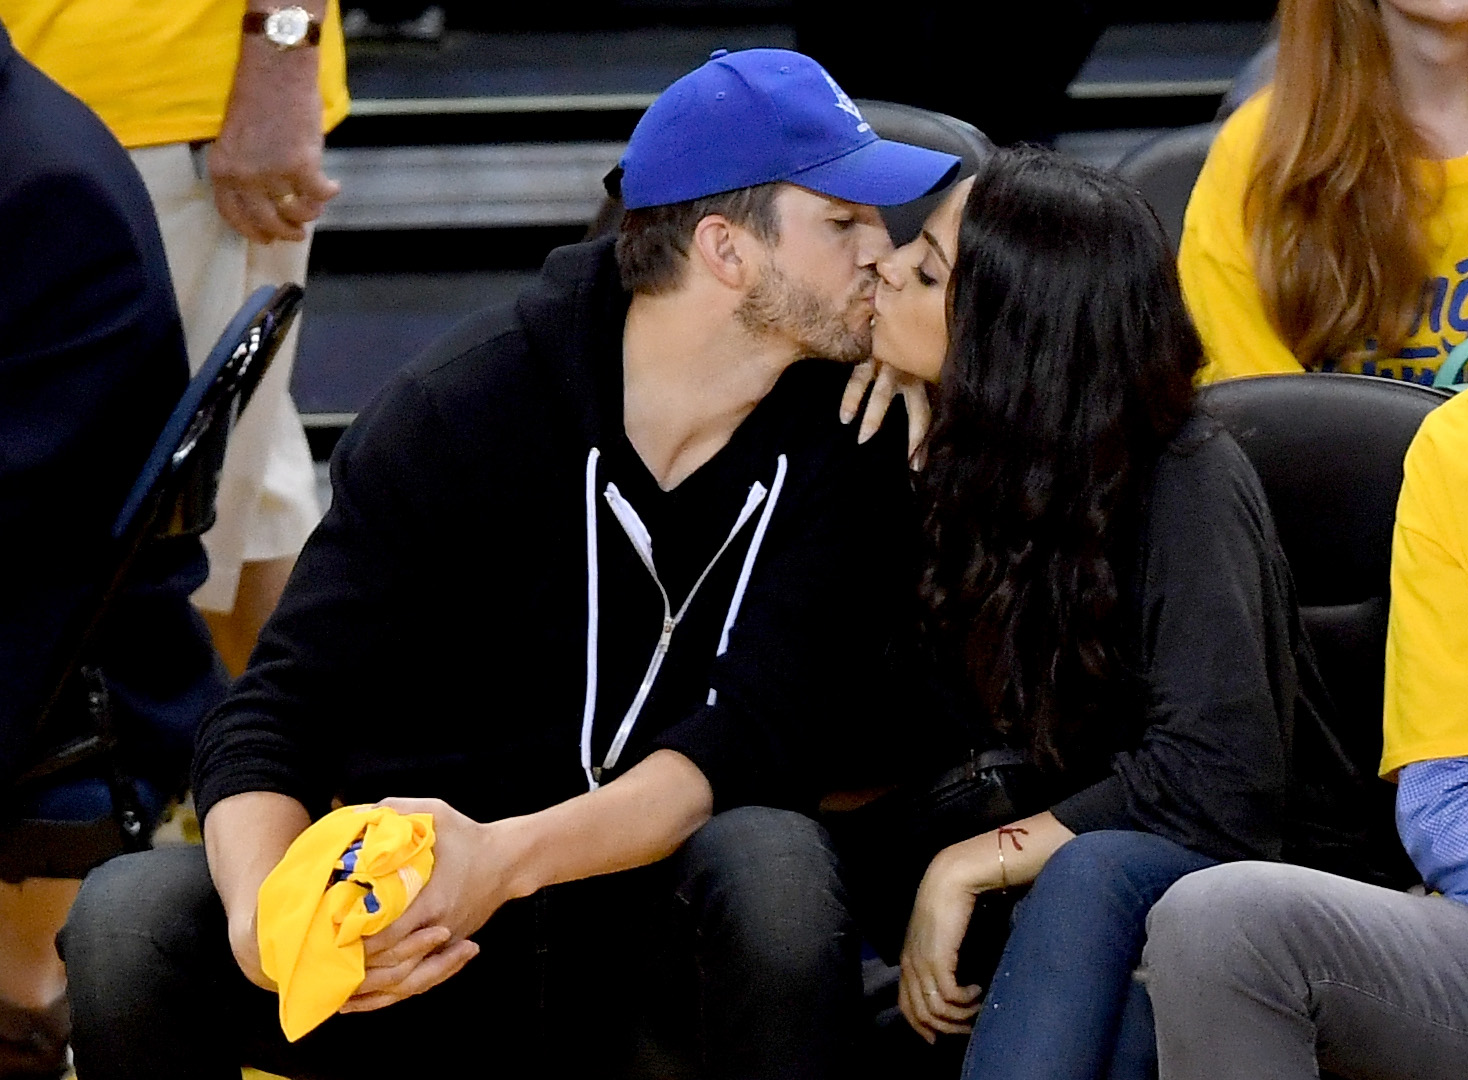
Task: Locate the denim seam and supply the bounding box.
[1310,976,1468,1039]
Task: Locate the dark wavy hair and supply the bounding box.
[920,147,1201,772]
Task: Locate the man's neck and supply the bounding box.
[622,291,797,491]
[1381,5,1468,159]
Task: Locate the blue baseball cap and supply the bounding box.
[610,49,961,210]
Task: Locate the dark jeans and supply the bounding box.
[960,830,1217,1080]
[59,806,860,1080]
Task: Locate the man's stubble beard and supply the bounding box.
[735,260,874,363]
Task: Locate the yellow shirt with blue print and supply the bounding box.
[1180,91,1468,387]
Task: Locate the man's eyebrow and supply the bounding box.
[921,230,953,272]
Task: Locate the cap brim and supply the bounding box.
[786,139,961,207]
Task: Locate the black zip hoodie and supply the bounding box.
[192,237,914,825]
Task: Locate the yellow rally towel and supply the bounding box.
[257,805,435,1042]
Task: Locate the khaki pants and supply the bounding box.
[129,141,321,614]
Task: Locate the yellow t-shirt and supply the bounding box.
[1180,91,1468,386]
[1380,392,1468,777]
[0,0,349,148]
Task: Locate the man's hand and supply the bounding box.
[340,753,712,1013]
[210,27,340,244]
[339,797,521,1013]
[839,359,932,467]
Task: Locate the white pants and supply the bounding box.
[129,142,321,613]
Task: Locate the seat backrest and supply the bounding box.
[853,100,992,247]
[1218,38,1278,120]
[583,100,991,245]
[112,283,302,544]
[1201,374,1448,884]
[1113,122,1220,252]
[30,283,303,750]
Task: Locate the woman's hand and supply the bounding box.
[898,846,984,1043]
[839,360,932,466]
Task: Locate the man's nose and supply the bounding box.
[856,219,894,266]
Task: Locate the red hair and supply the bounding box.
[1248,0,1441,368]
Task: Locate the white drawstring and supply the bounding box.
[717,454,787,658]
[579,448,601,791]
[707,453,788,705]
[579,451,788,790]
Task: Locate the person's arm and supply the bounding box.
[1178,101,1305,383]
[342,749,713,1011]
[897,811,1076,1042]
[209,0,340,244]
[1396,759,1468,903]
[1049,432,1293,863]
[202,790,313,989]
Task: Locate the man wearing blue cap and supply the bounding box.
[61,49,959,1078]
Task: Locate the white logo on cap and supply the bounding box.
[822,71,871,133]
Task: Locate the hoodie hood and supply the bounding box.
[514,236,630,452]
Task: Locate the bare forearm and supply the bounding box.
[492,750,715,900]
[933,811,1076,894]
[202,790,312,920]
[216,0,339,241]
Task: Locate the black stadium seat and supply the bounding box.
[850,100,991,247]
[1200,373,1451,889]
[1113,121,1219,252]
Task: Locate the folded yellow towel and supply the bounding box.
[257,804,435,1041]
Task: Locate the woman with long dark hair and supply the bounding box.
[1181,0,1468,386]
[870,147,1317,1079]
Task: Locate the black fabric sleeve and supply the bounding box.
[651,415,915,813]
[190,372,469,823]
[1050,432,1295,862]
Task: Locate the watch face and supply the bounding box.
[265,6,311,47]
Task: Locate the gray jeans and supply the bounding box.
[1142,861,1468,1080]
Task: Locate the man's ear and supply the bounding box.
[689,214,758,289]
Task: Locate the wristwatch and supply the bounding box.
[241,6,322,50]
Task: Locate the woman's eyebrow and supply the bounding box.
[921,230,953,272]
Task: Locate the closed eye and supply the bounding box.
[915,266,938,287]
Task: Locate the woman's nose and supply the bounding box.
[875,256,903,289]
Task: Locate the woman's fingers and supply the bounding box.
[934,964,984,1008]
[927,988,982,1023]
[902,379,932,464]
[897,968,936,1044]
[840,360,877,425]
[858,364,899,444]
[901,956,961,1041]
